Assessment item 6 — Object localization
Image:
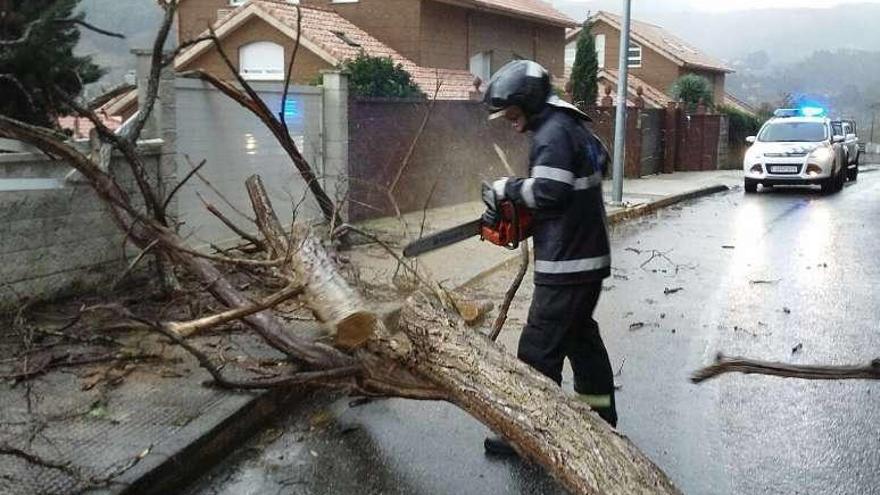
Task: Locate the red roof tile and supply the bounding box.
[454,0,576,26]
[57,115,123,140]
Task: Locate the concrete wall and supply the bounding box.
[347,98,529,221]
[0,145,167,310]
[639,109,665,176]
[174,78,333,245]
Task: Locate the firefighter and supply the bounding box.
[481,60,617,456]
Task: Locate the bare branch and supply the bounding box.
[163,243,287,268]
[691,354,880,383]
[162,36,213,67]
[388,76,442,194]
[279,4,303,133]
[489,241,529,341]
[168,283,304,337]
[63,18,125,39]
[149,321,360,389]
[112,239,160,289]
[198,194,265,250]
[161,158,206,213]
[0,444,78,477]
[191,34,341,226]
[126,1,177,141]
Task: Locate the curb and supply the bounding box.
[458,184,730,289]
[111,388,302,495]
[606,184,730,226]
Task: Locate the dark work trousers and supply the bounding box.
[517,281,618,427]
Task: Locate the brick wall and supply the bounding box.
[178,0,228,42]
[592,20,680,95]
[347,99,529,221]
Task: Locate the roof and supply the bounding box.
[597,69,673,109]
[176,1,476,100]
[722,92,758,117]
[440,0,576,27]
[569,11,733,73]
[58,114,123,140]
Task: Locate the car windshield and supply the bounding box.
[758,122,826,142]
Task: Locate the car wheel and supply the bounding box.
[847,164,859,181]
[837,165,847,190]
[820,175,836,194]
[744,179,758,193]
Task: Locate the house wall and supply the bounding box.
[303,0,423,64]
[468,9,565,76]
[419,0,468,70]
[178,0,230,42]
[592,20,680,96]
[178,16,333,84]
[682,67,726,105]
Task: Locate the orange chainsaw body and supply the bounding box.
[480,201,533,249]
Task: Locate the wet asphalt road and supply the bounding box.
[186,167,880,495]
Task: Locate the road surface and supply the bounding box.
[186,166,880,495]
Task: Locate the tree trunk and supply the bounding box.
[243,175,679,494]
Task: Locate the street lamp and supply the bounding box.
[610,0,632,205]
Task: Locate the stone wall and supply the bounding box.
[0,144,168,310]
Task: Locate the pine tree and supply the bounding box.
[570,19,599,109]
[0,0,103,127]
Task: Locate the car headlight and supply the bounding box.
[809,147,832,162]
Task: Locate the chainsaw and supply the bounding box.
[403,184,532,258]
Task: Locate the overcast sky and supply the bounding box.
[552,0,880,13]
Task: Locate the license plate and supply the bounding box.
[770,166,798,173]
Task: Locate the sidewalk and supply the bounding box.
[353,170,741,289]
[0,170,739,495]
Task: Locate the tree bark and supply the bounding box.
[246,179,679,494]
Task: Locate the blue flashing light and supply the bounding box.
[799,106,825,117]
[282,99,301,120]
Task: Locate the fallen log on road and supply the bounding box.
[692,354,880,383]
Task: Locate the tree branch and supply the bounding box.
[692,354,880,383]
[168,283,304,337]
[489,241,529,341]
[279,5,303,133]
[161,158,206,213]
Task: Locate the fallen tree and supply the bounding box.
[0,2,679,492]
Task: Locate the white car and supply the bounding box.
[743,109,846,194]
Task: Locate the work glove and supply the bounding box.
[481,178,508,226]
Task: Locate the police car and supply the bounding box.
[743,108,847,194]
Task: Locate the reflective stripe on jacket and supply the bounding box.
[501,107,612,285]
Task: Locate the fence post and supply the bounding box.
[321,70,350,221]
[662,102,677,174]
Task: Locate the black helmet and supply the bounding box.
[483,60,551,117]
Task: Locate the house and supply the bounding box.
[178,0,575,86]
[565,11,748,111]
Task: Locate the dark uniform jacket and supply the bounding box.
[500,107,612,285]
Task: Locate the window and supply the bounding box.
[564,42,576,68]
[627,43,642,68]
[239,41,285,81]
[595,34,606,69]
[758,122,827,143]
[469,51,492,83]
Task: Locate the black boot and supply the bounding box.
[484,435,517,456]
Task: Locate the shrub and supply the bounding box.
[340,53,424,98]
[570,20,599,108]
[671,74,714,112]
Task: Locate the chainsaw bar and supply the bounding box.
[402,219,482,258]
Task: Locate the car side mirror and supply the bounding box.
[833,135,845,143]
[745,136,756,144]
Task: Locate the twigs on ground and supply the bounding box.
[199,194,265,250]
[161,158,206,213]
[691,353,880,383]
[0,444,78,477]
[638,249,695,275]
[489,241,529,341]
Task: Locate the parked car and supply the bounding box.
[743,108,847,194]
[841,119,860,181]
